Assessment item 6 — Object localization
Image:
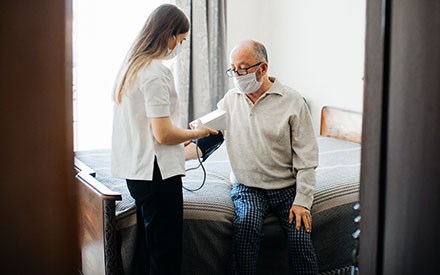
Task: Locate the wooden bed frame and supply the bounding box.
[75,163,122,275]
[74,106,362,275]
[320,106,362,144]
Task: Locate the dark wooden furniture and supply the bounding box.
[75,163,122,275]
[75,171,121,274]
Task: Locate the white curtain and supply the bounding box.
[172,0,228,127]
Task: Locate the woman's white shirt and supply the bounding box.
[111,60,184,180]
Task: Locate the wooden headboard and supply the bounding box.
[320,106,362,144]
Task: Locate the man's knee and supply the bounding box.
[287,224,312,247]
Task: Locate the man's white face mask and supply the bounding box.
[233,65,263,94]
[165,36,183,60]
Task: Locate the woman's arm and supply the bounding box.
[151,117,218,145]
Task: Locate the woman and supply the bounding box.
[111,4,217,274]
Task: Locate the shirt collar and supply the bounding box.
[265,77,283,96]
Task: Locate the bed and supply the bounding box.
[74,106,362,275]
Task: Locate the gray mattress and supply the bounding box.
[75,136,361,275]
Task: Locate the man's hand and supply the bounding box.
[184,141,202,160]
[288,204,312,233]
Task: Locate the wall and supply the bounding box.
[227,0,366,133]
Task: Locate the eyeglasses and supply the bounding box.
[226,62,263,77]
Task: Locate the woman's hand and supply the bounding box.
[190,120,218,138]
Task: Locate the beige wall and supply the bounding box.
[227,0,366,133]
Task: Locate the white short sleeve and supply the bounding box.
[142,76,171,118]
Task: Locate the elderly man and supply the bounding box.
[188,40,319,274]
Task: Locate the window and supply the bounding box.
[73,0,169,150]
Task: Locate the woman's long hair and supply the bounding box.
[113,4,189,104]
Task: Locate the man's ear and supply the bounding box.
[261,63,268,75]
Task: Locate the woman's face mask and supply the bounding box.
[165,36,183,60]
[233,65,262,94]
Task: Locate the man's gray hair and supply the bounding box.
[252,41,268,63]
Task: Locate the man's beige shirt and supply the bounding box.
[218,77,318,209]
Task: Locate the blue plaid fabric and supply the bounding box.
[229,183,318,275]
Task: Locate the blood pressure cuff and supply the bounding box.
[194,131,224,162]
